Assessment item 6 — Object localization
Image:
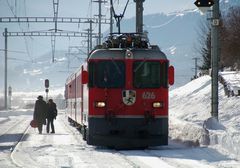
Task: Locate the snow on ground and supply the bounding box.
[1,110,240,168]
[6,87,65,110]
[220,71,240,95]
[0,72,240,167]
[170,74,240,159]
[12,113,135,168]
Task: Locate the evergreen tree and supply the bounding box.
[199,31,211,70]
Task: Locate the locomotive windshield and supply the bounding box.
[88,60,125,88]
[133,61,168,88]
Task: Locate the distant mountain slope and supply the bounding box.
[7,50,84,91]
[2,0,239,91]
[120,10,204,87]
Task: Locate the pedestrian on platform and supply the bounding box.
[33,95,47,134]
[46,99,58,134]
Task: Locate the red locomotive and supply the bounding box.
[65,33,174,148]
[65,0,174,148]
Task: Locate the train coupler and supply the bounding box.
[144,110,155,124]
[104,110,116,123]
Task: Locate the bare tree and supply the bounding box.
[221,6,240,70]
[198,6,240,71]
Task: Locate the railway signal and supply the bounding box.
[45,79,49,101]
[194,0,220,121]
[45,79,49,88]
[194,0,214,14]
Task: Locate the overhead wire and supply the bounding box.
[6,0,34,63]
[143,0,198,57]
[6,0,16,17]
[145,0,196,29]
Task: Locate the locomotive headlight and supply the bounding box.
[153,102,164,108]
[95,101,106,108]
[125,50,133,59]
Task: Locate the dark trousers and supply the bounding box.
[37,123,43,134]
[47,118,55,133]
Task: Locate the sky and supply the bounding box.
[0,0,196,63]
[1,71,240,167]
[0,0,200,94]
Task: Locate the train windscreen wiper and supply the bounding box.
[111,58,122,75]
[134,59,147,73]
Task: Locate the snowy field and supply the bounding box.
[0,73,240,167]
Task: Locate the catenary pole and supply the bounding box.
[193,57,200,78]
[93,0,107,45]
[4,28,8,110]
[134,0,145,33]
[98,0,102,45]
[211,0,220,121]
[110,2,113,34]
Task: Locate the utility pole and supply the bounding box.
[211,0,220,121]
[52,0,59,62]
[193,57,200,78]
[134,0,145,33]
[8,86,12,110]
[51,35,56,62]
[53,0,59,33]
[110,1,113,34]
[4,28,7,110]
[93,0,107,45]
[85,28,92,55]
[84,19,94,55]
[90,20,93,51]
[98,0,102,45]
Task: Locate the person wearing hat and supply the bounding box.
[33,95,47,134]
[46,99,57,133]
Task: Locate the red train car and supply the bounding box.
[65,33,174,148]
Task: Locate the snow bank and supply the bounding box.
[170,74,240,157]
[220,71,240,96]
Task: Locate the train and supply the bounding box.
[65,32,174,148]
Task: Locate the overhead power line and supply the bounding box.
[0,49,26,53]
[0,17,111,24]
[3,31,100,38]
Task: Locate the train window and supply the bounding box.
[88,62,95,87]
[133,61,161,88]
[89,61,125,88]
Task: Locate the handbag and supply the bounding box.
[30,119,38,128]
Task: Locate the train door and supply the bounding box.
[80,66,84,125]
[74,74,77,122]
[82,64,89,126]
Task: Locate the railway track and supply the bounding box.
[0,118,25,137]
[10,125,31,167]
[8,113,239,168]
[0,115,31,168]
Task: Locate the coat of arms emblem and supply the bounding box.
[122,90,136,106]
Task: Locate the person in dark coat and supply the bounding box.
[33,95,47,134]
[46,99,57,133]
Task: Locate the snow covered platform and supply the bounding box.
[0,108,240,167]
